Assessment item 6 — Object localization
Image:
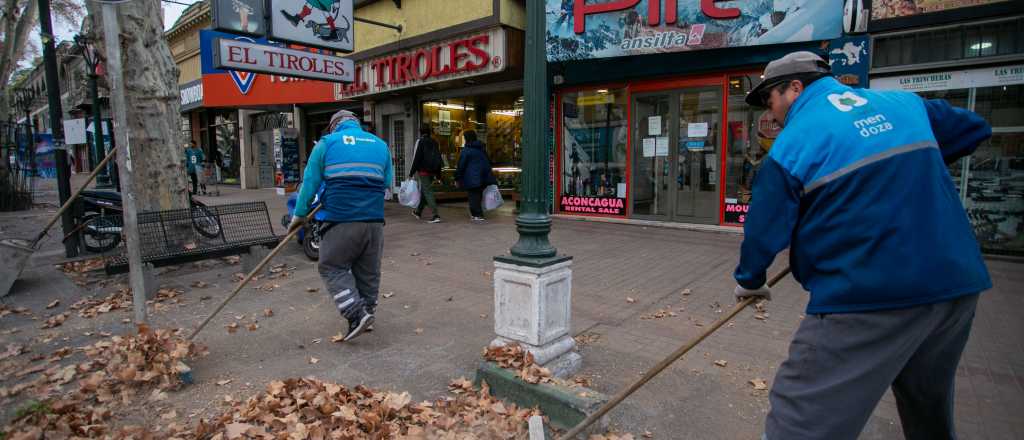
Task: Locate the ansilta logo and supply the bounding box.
[342,135,356,145]
[228,36,257,95]
[827,92,868,112]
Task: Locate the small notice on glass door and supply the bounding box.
[642,138,656,157]
[648,116,662,136]
[655,137,669,156]
[687,122,709,138]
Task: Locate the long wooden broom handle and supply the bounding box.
[188,205,322,341]
[31,148,118,248]
[558,267,792,440]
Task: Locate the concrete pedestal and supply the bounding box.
[491,257,580,378]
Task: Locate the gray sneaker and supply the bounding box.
[344,308,374,341]
[428,216,441,223]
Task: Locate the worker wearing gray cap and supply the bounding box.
[292,109,394,342]
[734,51,992,439]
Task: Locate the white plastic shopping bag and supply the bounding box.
[398,179,420,208]
[482,184,503,211]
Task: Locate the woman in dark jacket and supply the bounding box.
[454,130,495,221]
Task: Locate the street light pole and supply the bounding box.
[37,0,79,257]
[74,34,111,189]
[506,0,559,262]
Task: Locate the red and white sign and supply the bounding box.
[213,38,354,83]
[333,27,507,99]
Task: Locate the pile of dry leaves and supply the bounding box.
[483,344,552,385]
[182,377,541,439]
[1,325,206,439]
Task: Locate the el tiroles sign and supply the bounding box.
[333,27,506,100]
[213,38,354,82]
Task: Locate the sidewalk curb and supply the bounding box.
[475,361,609,436]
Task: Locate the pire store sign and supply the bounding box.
[546,0,843,61]
[560,196,626,216]
[334,27,507,99]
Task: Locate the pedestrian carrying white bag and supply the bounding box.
[483,184,503,211]
[398,179,420,208]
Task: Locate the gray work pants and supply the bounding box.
[766,294,979,440]
[317,222,384,321]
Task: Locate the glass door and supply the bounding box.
[675,87,722,223]
[632,93,673,218]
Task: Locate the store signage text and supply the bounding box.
[573,0,739,34]
[724,202,748,224]
[873,64,1024,93]
[334,28,506,100]
[179,80,204,111]
[213,38,354,83]
[560,196,626,215]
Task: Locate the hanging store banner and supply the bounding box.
[200,29,340,107]
[269,0,354,52]
[213,38,354,82]
[872,64,1024,92]
[871,0,1010,20]
[546,0,843,61]
[332,27,507,100]
[212,0,266,36]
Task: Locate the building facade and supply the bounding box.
[868,0,1024,255]
[168,0,527,196]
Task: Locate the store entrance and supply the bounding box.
[632,87,721,224]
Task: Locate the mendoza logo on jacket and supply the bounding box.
[828,92,895,138]
[827,91,868,112]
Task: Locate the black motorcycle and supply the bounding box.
[75,190,222,253]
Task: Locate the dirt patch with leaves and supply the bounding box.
[180,377,543,439]
[0,325,206,439]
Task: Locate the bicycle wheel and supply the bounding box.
[190,202,222,238]
[81,214,121,253]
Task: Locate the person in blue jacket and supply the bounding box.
[735,51,992,440]
[291,110,393,342]
[455,130,496,221]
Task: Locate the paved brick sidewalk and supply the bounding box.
[1,179,1021,439]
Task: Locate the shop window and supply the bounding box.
[966,85,1023,254]
[212,112,239,182]
[420,94,523,193]
[724,75,768,224]
[559,88,628,216]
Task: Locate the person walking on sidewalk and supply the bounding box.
[455,130,495,222]
[734,51,993,440]
[184,141,205,195]
[290,110,393,342]
[408,123,443,223]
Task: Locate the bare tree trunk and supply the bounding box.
[85,0,187,212]
[0,0,40,120]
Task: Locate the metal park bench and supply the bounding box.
[104,201,279,274]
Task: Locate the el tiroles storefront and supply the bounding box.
[548,0,842,225]
[334,26,525,199]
